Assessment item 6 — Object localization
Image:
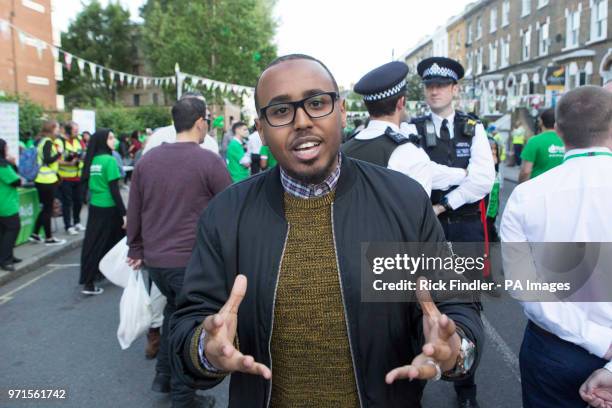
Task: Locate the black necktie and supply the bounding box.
[440,119,451,141]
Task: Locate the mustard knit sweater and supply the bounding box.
[269,192,359,407]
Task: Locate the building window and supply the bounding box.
[538,19,550,56]
[490,8,498,32]
[522,26,531,61]
[566,7,582,48]
[522,0,531,17]
[477,16,482,39]
[133,94,141,106]
[537,0,549,9]
[501,36,510,67]
[476,47,483,74]
[489,42,498,71]
[590,0,608,41]
[467,22,473,44]
[502,0,510,26]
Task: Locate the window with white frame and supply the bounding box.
[467,51,473,73]
[538,18,550,56]
[566,6,582,48]
[537,0,549,9]
[477,16,482,39]
[489,42,498,71]
[467,22,473,44]
[490,8,498,32]
[476,47,483,74]
[590,0,608,41]
[522,26,531,61]
[522,0,531,17]
[502,0,510,26]
[501,36,510,67]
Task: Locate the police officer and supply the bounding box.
[411,57,495,408]
[342,61,467,195]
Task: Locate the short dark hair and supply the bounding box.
[364,93,404,117]
[539,108,555,129]
[172,98,207,133]
[353,119,363,128]
[556,85,612,148]
[254,54,340,113]
[232,121,247,133]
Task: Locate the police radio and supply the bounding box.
[424,121,437,147]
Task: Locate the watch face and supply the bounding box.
[462,338,476,371]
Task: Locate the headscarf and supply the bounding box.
[0,138,9,167]
[82,129,112,183]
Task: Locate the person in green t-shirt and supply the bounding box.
[259,145,277,170]
[226,122,251,182]
[79,129,126,295]
[0,138,22,272]
[519,108,565,182]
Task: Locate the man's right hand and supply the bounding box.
[126,257,142,270]
[202,274,271,379]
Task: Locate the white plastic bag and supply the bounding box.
[117,269,152,350]
[149,283,166,329]
[99,237,130,288]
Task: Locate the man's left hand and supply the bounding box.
[386,278,461,383]
[580,368,612,408]
[433,204,446,216]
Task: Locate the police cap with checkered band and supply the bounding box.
[354,61,409,102]
[417,57,464,85]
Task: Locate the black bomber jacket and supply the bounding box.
[170,155,484,408]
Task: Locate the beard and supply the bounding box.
[283,153,339,186]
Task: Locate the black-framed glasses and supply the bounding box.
[260,91,339,127]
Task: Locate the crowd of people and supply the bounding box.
[0,51,610,408]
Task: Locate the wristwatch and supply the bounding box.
[443,327,476,379]
[439,197,453,212]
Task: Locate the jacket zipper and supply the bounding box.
[266,224,290,408]
[331,204,364,408]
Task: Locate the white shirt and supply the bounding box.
[201,134,219,155]
[429,111,496,210]
[500,147,612,372]
[246,131,262,155]
[142,125,220,156]
[356,120,464,196]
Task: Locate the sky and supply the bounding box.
[54,0,474,88]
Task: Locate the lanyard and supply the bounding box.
[564,152,612,162]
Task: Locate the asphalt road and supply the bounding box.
[0,180,525,408]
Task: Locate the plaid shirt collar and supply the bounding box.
[280,154,342,199]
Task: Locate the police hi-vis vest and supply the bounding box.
[411,111,481,217]
[58,137,84,179]
[35,137,59,184]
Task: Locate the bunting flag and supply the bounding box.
[77,58,85,72]
[109,70,114,85]
[89,62,96,78]
[64,52,73,70]
[51,46,59,60]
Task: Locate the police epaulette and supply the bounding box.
[456,110,482,124]
[410,115,430,124]
[384,128,410,145]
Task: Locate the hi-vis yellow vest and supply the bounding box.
[35,137,59,184]
[58,137,83,179]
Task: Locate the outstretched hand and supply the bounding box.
[202,274,271,379]
[386,277,461,383]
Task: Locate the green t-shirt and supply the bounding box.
[89,154,121,207]
[259,145,278,169]
[226,138,250,183]
[520,130,565,179]
[0,164,20,216]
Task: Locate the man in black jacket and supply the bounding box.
[170,54,484,408]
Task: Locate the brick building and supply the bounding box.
[402,0,611,118]
[0,0,61,110]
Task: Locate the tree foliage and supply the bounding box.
[405,74,424,101]
[58,1,134,108]
[141,0,278,89]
